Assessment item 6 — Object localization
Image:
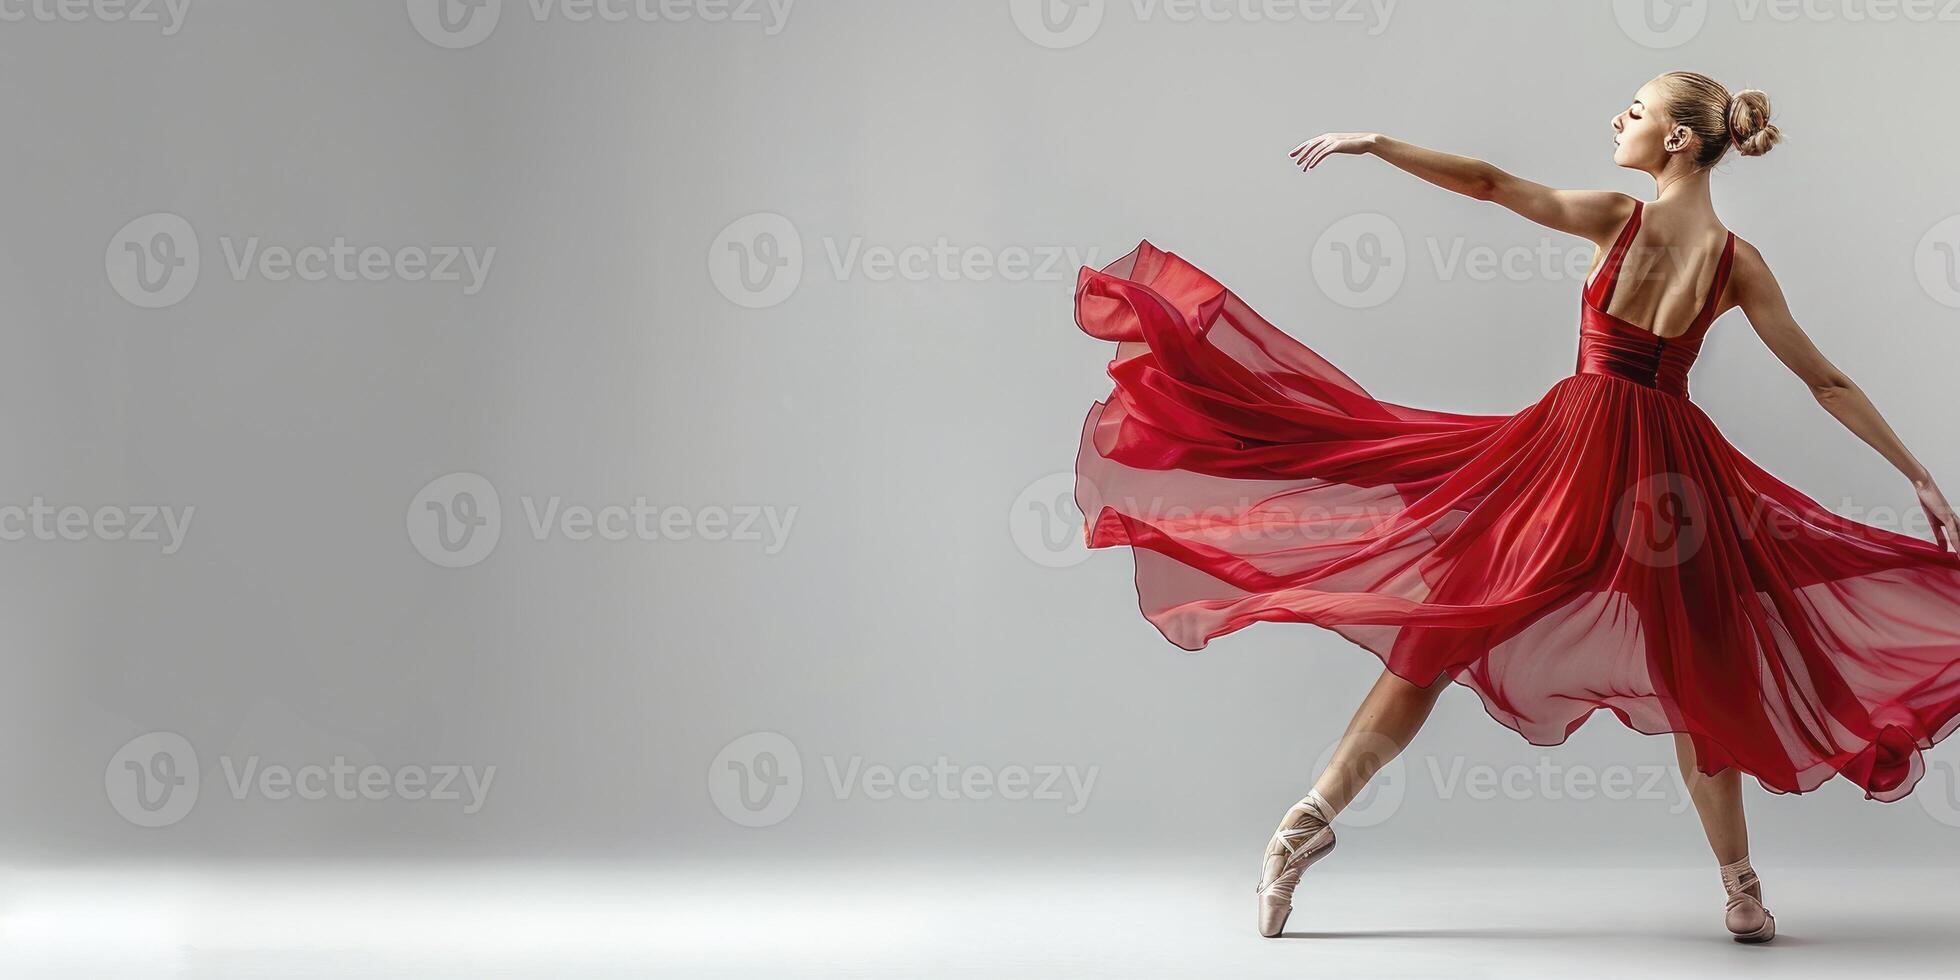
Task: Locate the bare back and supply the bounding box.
[1584,200,1739,340]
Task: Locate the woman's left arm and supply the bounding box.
[1730,240,1960,551]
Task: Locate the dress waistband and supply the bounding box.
[1576,331,1692,398]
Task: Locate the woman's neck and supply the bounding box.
[1651,165,1714,210]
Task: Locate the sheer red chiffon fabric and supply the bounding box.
[1073,226,1960,802]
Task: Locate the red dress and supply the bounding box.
[1073,200,1960,802]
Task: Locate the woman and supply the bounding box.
[1070,72,1960,944]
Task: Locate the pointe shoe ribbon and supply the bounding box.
[1719,857,1776,944]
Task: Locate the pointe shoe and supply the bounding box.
[1255,793,1336,938]
[1720,857,1776,944]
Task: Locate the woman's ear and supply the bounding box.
[1664,125,1691,152]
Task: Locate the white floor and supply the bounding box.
[3,859,1956,978]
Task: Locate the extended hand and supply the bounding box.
[1290,133,1380,171]
[1916,478,1960,554]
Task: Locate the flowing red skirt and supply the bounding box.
[1075,241,1960,802]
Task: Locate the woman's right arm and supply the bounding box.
[1729,239,1960,551]
[1292,133,1633,243]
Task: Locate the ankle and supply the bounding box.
[1293,789,1337,824]
[1718,856,1761,896]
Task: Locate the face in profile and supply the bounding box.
[1610,78,1673,172]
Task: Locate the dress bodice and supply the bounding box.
[1576,200,1737,399]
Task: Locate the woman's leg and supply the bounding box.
[1672,733,1748,864]
[1675,733,1775,940]
[1257,666,1449,936]
[1309,666,1450,813]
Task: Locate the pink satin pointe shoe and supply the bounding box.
[1255,791,1337,938]
[1720,856,1776,944]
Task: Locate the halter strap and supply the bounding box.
[1685,231,1739,338]
[1587,200,1643,310]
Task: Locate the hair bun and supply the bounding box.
[1727,89,1782,157]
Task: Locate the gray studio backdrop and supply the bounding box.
[3,0,1958,868]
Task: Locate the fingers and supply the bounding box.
[1291,137,1323,169]
[1930,497,1957,553]
[1290,133,1368,170]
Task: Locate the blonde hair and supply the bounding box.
[1660,72,1783,167]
